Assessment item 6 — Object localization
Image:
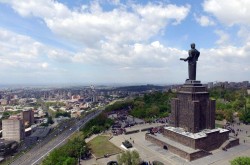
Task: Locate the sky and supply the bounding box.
[0,0,249,85]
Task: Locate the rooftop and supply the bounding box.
[148,133,199,153]
[165,126,229,139]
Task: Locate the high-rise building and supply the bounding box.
[22,110,34,127]
[2,119,24,142]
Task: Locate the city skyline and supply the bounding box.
[0,0,250,84]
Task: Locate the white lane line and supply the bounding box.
[31,112,101,165]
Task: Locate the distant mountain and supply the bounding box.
[114,85,165,92]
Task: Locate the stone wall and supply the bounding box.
[169,81,215,133]
[163,128,229,151]
[224,137,239,149]
[163,129,196,148]
[195,131,229,151]
[145,133,210,161]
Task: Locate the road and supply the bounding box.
[10,110,102,165]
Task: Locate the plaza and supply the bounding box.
[83,121,250,165]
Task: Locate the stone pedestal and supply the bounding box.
[145,80,239,161]
[169,80,215,133]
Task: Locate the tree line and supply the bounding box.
[209,87,250,123]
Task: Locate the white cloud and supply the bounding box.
[194,14,215,26]
[203,0,250,26]
[193,43,250,82]
[0,0,191,78]
[2,0,190,47]
[1,27,249,83]
[1,0,71,18]
[41,62,49,69]
[237,27,250,43]
[214,30,230,45]
[0,29,43,59]
[72,41,186,69]
[134,3,190,25]
[1,0,250,83]
[107,0,120,5]
[0,28,72,71]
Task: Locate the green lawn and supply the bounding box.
[88,135,122,158]
[215,123,223,128]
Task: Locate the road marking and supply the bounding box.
[30,111,101,165]
[10,111,101,165]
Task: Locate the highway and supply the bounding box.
[10,110,102,165]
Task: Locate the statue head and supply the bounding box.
[191,43,195,49]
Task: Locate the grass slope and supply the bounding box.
[88,135,121,158]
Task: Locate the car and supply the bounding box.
[122,140,133,148]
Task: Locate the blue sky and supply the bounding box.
[0,0,249,85]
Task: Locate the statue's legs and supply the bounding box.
[188,63,196,80]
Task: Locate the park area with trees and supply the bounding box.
[209,87,250,123]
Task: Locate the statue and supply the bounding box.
[180,43,200,80]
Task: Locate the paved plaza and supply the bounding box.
[82,121,250,165]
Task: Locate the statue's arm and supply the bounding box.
[180,50,193,62]
[185,56,192,61]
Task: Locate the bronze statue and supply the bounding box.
[180,43,200,80]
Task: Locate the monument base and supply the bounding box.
[163,126,231,151]
[145,127,239,161]
[145,133,211,161]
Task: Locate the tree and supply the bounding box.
[231,156,250,165]
[117,150,141,165]
[147,105,160,117]
[2,112,10,119]
[239,107,250,124]
[81,113,114,137]
[65,132,89,158]
[130,91,173,119]
[224,109,234,122]
[42,132,88,165]
[47,116,54,124]
[215,110,224,121]
[42,148,76,165]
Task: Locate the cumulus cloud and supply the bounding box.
[237,27,250,43]
[134,3,190,25]
[0,28,72,71]
[0,0,192,70]
[194,14,215,26]
[72,41,187,69]
[0,28,185,73]
[214,30,230,45]
[1,0,250,83]
[1,26,250,83]
[0,29,43,59]
[203,0,250,26]
[1,0,71,18]
[201,44,250,79]
[2,0,190,47]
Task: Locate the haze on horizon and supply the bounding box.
[0,0,249,85]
